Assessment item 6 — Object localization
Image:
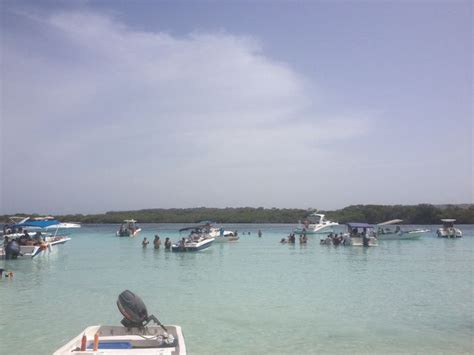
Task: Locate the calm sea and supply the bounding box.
[0,224,473,354]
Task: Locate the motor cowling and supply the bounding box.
[117,290,149,328]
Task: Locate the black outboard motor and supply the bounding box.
[5,240,21,259]
[117,290,167,331]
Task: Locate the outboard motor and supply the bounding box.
[5,240,21,259]
[117,290,167,331]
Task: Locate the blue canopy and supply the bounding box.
[14,218,61,229]
[346,222,373,229]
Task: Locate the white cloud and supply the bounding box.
[1,10,372,213]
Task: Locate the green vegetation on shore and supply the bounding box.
[3,204,473,224]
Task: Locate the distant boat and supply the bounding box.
[116,220,141,237]
[376,219,429,240]
[54,290,187,354]
[437,219,462,238]
[294,212,338,234]
[172,225,215,252]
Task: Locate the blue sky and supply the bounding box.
[1,0,472,214]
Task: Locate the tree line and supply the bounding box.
[3,204,473,224]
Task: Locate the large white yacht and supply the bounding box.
[294,212,338,234]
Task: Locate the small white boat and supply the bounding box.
[54,290,186,355]
[343,223,378,247]
[295,212,338,234]
[203,222,239,242]
[437,219,462,238]
[172,226,215,252]
[376,219,429,240]
[117,220,142,237]
[213,231,239,242]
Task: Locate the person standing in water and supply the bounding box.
[164,237,172,250]
[258,230,262,238]
[153,235,161,249]
[142,237,149,248]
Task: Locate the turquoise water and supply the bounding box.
[1,224,473,354]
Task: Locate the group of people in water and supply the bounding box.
[320,232,348,245]
[280,232,307,244]
[142,235,172,250]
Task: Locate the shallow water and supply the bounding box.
[1,224,473,354]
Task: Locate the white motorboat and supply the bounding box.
[172,225,215,252]
[295,212,338,234]
[213,231,239,242]
[54,290,186,355]
[1,216,73,260]
[203,222,239,242]
[376,219,429,240]
[437,219,462,238]
[343,223,378,247]
[117,220,142,237]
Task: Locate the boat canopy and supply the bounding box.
[346,222,373,229]
[14,218,61,229]
[441,219,456,222]
[123,219,137,223]
[197,221,215,225]
[377,219,403,226]
[179,225,206,232]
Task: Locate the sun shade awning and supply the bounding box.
[346,222,373,229]
[377,219,403,226]
[14,218,60,229]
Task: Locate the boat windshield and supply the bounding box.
[306,214,323,224]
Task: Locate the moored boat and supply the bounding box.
[172,225,215,252]
[54,290,186,354]
[0,216,73,260]
[203,222,239,242]
[343,223,378,246]
[117,220,141,237]
[376,219,429,240]
[437,219,462,238]
[294,212,338,234]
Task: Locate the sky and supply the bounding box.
[0,0,472,214]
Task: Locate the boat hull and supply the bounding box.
[213,235,239,242]
[116,228,142,237]
[437,227,462,238]
[172,238,214,252]
[378,229,428,240]
[0,245,44,260]
[348,236,378,247]
[54,325,186,355]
